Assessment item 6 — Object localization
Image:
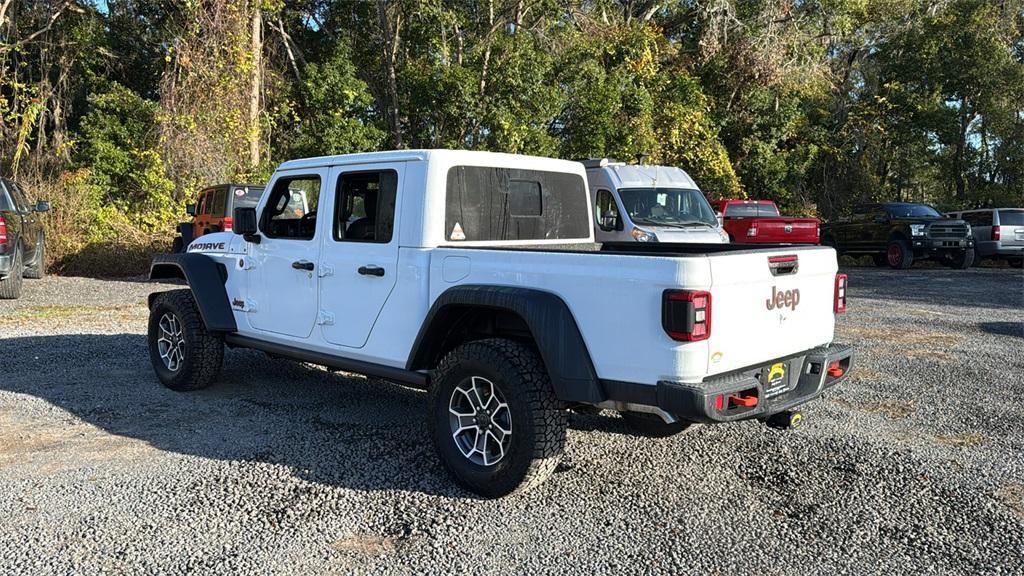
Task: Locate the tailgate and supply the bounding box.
[705,247,837,376]
[757,219,818,241]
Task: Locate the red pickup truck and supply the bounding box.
[711,200,820,245]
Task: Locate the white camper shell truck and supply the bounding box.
[146,150,853,497]
[583,158,729,244]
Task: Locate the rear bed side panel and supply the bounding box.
[427,248,714,385]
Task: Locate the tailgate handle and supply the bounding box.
[768,255,799,276]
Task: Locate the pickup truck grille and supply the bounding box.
[928,223,967,240]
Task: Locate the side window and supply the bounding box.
[261,176,321,240]
[964,212,991,226]
[211,188,227,218]
[7,181,30,212]
[595,189,619,231]
[334,170,397,243]
[197,192,210,215]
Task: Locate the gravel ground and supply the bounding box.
[0,268,1022,575]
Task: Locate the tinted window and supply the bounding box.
[261,176,321,239]
[595,189,619,231]
[962,212,992,226]
[886,204,941,218]
[0,182,13,211]
[233,186,265,209]
[998,210,1024,226]
[334,170,397,243]
[5,181,30,212]
[725,203,780,218]
[445,166,590,241]
[618,188,718,226]
[211,188,227,217]
[198,191,211,215]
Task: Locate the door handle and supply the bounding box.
[358,265,385,277]
[291,260,315,271]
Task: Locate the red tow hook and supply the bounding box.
[827,361,844,378]
[728,394,759,408]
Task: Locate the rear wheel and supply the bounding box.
[886,239,913,269]
[428,338,567,498]
[24,234,45,279]
[0,245,24,299]
[147,290,224,391]
[620,411,693,438]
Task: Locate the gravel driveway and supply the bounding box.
[0,268,1022,575]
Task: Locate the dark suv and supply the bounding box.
[172,183,264,252]
[821,202,974,269]
[0,178,49,299]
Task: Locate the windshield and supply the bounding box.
[999,210,1024,226]
[887,204,942,218]
[725,203,779,218]
[618,188,718,227]
[232,186,265,209]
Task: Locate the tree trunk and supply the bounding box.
[954,99,971,201]
[248,6,262,168]
[377,0,403,148]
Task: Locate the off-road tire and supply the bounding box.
[148,289,224,391]
[945,249,974,269]
[886,239,913,269]
[621,411,694,438]
[0,245,24,299]
[24,235,45,279]
[428,338,567,498]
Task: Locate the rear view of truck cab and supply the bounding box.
[582,158,730,244]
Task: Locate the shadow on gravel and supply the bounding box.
[0,333,627,497]
[979,321,1024,339]
[841,267,1024,310]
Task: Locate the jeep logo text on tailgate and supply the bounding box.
[766,286,800,311]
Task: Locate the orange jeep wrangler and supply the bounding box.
[172,183,264,253]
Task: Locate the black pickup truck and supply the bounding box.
[0,178,49,299]
[821,202,974,269]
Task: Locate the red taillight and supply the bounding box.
[0,215,6,246]
[834,273,848,313]
[992,225,1000,241]
[663,290,712,342]
[223,217,233,232]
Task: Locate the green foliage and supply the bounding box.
[288,42,385,158]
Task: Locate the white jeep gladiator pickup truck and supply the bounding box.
[146,149,853,497]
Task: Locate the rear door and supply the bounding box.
[705,247,837,376]
[318,163,404,348]
[5,181,39,259]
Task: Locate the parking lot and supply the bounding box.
[0,267,1022,575]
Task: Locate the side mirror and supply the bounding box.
[600,212,620,231]
[34,200,50,213]
[233,206,260,242]
[186,204,196,216]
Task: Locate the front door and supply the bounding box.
[318,163,404,348]
[246,170,326,339]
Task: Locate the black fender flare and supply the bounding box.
[148,253,237,332]
[406,285,603,404]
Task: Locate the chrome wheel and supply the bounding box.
[156,312,185,372]
[448,376,512,466]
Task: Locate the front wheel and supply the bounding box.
[147,289,224,391]
[428,338,567,498]
[945,249,974,269]
[24,235,45,279]
[886,239,914,269]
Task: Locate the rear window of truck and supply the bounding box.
[445,166,590,242]
[725,203,779,217]
[999,210,1024,226]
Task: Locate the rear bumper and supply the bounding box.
[603,343,854,423]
